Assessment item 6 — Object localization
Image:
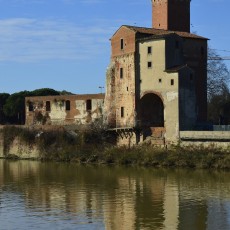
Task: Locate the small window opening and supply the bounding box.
[120,68,123,79]
[127,87,129,91]
[86,99,92,111]
[66,100,70,111]
[46,101,51,112]
[171,79,174,86]
[148,61,152,68]
[159,79,162,83]
[147,46,152,54]
[190,74,193,81]
[120,39,124,50]
[29,102,33,112]
[121,107,124,118]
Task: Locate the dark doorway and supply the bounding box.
[140,93,164,127]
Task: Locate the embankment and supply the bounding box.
[0,126,230,169]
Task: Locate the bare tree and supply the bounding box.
[208,48,230,101]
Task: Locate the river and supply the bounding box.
[0,159,230,230]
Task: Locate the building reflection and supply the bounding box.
[1,160,230,230]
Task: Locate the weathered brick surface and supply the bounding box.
[152,0,190,32]
[25,94,104,126]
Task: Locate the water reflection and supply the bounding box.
[0,160,230,229]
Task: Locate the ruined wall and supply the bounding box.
[106,26,137,128]
[25,94,104,126]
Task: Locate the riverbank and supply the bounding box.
[0,126,230,169]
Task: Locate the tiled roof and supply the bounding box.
[123,25,208,40]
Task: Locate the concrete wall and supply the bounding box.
[180,131,230,148]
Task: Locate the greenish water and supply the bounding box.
[0,160,230,230]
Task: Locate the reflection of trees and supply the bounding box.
[1,161,230,230]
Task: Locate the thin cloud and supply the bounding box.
[0,18,114,62]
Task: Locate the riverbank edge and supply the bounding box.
[0,126,230,170]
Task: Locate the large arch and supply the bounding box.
[140,93,164,127]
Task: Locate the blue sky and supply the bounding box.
[0,0,229,94]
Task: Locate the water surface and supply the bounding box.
[0,160,230,229]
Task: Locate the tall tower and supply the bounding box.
[152,0,191,32]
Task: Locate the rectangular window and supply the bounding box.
[171,79,174,86]
[159,79,162,83]
[121,107,124,118]
[120,68,123,79]
[46,101,51,112]
[147,46,152,54]
[148,61,152,68]
[120,39,124,50]
[28,102,33,112]
[65,100,70,111]
[86,99,92,111]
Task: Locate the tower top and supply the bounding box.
[152,0,191,32]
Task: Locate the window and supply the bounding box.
[171,79,174,86]
[120,68,123,79]
[46,101,51,112]
[147,46,152,54]
[121,107,124,118]
[190,74,193,81]
[159,79,162,83]
[66,100,70,111]
[120,39,124,50]
[127,87,129,91]
[86,99,92,111]
[28,102,33,112]
[148,61,152,68]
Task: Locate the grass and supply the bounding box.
[1,126,230,169]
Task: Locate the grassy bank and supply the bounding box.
[1,126,230,170]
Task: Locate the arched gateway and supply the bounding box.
[140,93,164,127]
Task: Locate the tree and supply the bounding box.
[207,48,230,101]
[207,48,230,124]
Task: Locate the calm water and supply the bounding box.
[0,160,230,230]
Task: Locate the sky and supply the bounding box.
[0,0,229,95]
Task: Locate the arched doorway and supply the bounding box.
[140,93,164,127]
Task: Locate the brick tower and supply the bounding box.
[152,0,191,32]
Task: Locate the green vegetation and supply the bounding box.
[1,126,230,170]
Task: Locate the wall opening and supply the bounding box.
[86,99,92,111]
[46,101,51,112]
[140,93,164,127]
[66,100,70,111]
[28,102,33,112]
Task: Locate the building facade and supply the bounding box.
[25,94,104,126]
[104,0,208,144]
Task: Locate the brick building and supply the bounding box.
[104,0,208,144]
[25,94,104,125]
